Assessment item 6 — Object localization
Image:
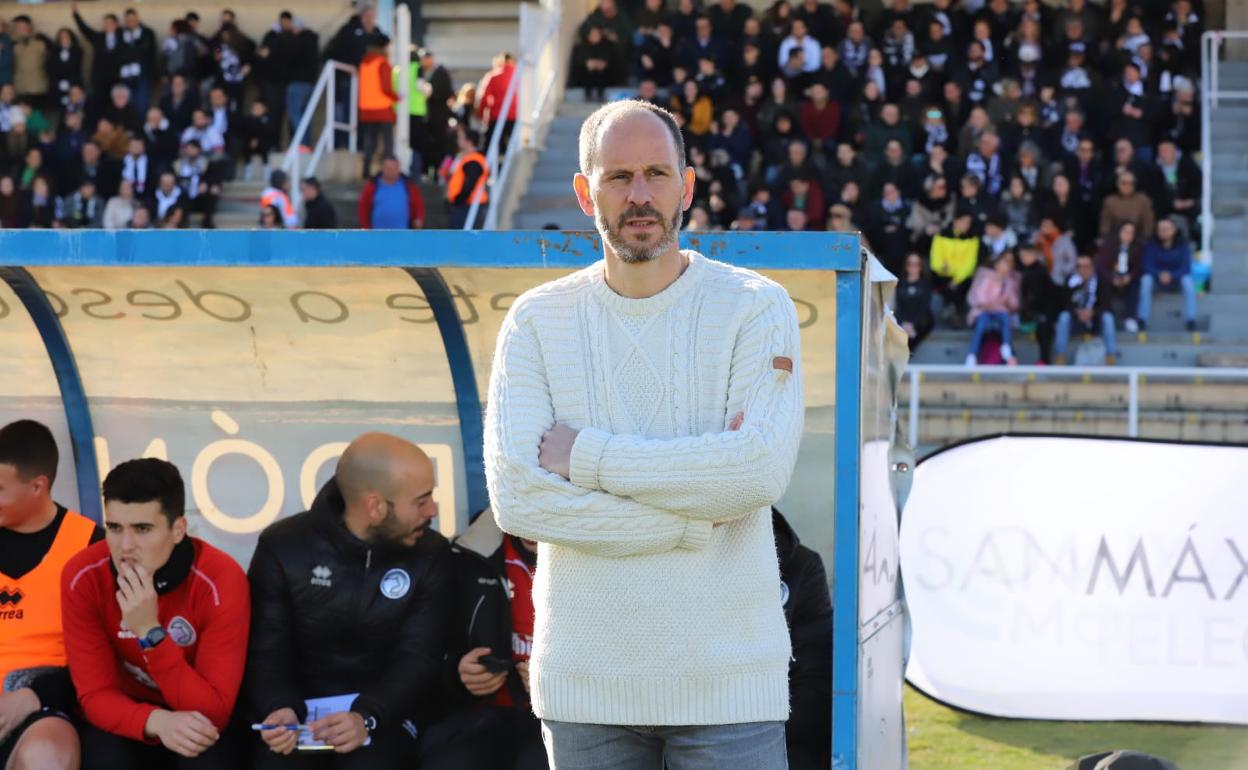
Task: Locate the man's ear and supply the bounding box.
[171,515,188,543]
[364,492,386,524]
[573,172,596,217]
[29,474,50,498]
[681,166,696,211]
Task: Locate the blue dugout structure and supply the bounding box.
[0,230,906,770]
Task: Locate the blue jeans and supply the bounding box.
[967,311,1012,357]
[1055,310,1119,357]
[1137,273,1197,323]
[542,720,788,770]
[286,81,314,139]
[124,76,150,114]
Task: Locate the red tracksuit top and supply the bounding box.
[60,537,250,742]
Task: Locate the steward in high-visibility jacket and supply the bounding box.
[0,419,102,770]
[358,48,399,125]
[443,128,488,229]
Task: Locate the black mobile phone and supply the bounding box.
[478,654,514,673]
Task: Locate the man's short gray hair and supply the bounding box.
[578,99,686,176]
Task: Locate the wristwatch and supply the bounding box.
[361,714,377,735]
[138,626,167,650]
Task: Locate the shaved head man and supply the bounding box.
[245,432,451,769]
[337,433,438,548]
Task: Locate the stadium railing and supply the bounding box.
[473,5,563,230]
[283,60,361,213]
[1200,30,1248,265]
[904,363,1248,449]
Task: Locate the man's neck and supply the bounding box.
[603,248,689,299]
[7,498,58,535]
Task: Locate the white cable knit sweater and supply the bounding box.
[484,250,805,726]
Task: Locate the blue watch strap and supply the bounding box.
[138,626,167,650]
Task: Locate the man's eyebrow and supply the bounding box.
[602,164,676,176]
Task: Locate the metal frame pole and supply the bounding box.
[909,372,920,450]
[349,67,359,155]
[1128,371,1140,438]
[1201,32,1214,264]
[394,5,412,173]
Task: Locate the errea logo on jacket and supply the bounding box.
[310,566,333,588]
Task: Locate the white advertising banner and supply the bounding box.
[901,435,1248,724]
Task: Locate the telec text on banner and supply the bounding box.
[900,435,1248,725]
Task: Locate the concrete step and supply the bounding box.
[902,407,1248,448]
[422,0,520,76]
[1208,168,1248,184]
[513,208,588,230]
[524,179,582,198]
[424,1,528,21]
[1211,272,1248,292]
[899,377,1248,412]
[909,332,1244,367]
[529,165,579,184]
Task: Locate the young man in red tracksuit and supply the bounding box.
[61,458,250,769]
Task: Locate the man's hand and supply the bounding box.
[116,561,160,639]
[516,661,530,694]
[539,424,579,480]
[145,710,219,758]
[458,647,508,696]
[0,689,39,743]
[259,707,299,755]
[1160,271,1172,286]
[1077,308,1093,324]
[310,711,368,754]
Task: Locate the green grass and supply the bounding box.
[905,685,1248,770]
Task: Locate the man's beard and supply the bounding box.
[368,502,426,548]
[597,201,683,264]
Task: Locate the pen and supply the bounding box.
[250,723,301,731]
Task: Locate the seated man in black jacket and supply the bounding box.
[246,432,450,769]
[1055,254,1119,365]
[439,506,546,770]
[773,508,833,770]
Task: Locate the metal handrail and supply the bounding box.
[283,60,359,214]
[903,364,1248,449]
[464,56,523,230]
[472,15,561,230]
[1200,31,1248,269]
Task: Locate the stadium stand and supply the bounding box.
[503,0,1248,455]
[519,0,1228,359]
[0,0,524,230]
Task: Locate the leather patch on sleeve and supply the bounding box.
[772,356,793,373]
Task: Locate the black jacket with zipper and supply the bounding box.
[440,507,530,715]
[774,508,833,770]
[245,477,451,731]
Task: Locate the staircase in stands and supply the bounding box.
[213,0,527,230]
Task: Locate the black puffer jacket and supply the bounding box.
[774,508,833,770]
[246,477,451,731]
[440,508,529,714]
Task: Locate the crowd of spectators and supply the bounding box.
[571,0,1207,363]
[0,3,499,231]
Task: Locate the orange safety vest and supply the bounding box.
[446,151,489,205]
[359,55,395,112]
[0,510,95,679]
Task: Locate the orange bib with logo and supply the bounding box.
[0,510,96,679]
